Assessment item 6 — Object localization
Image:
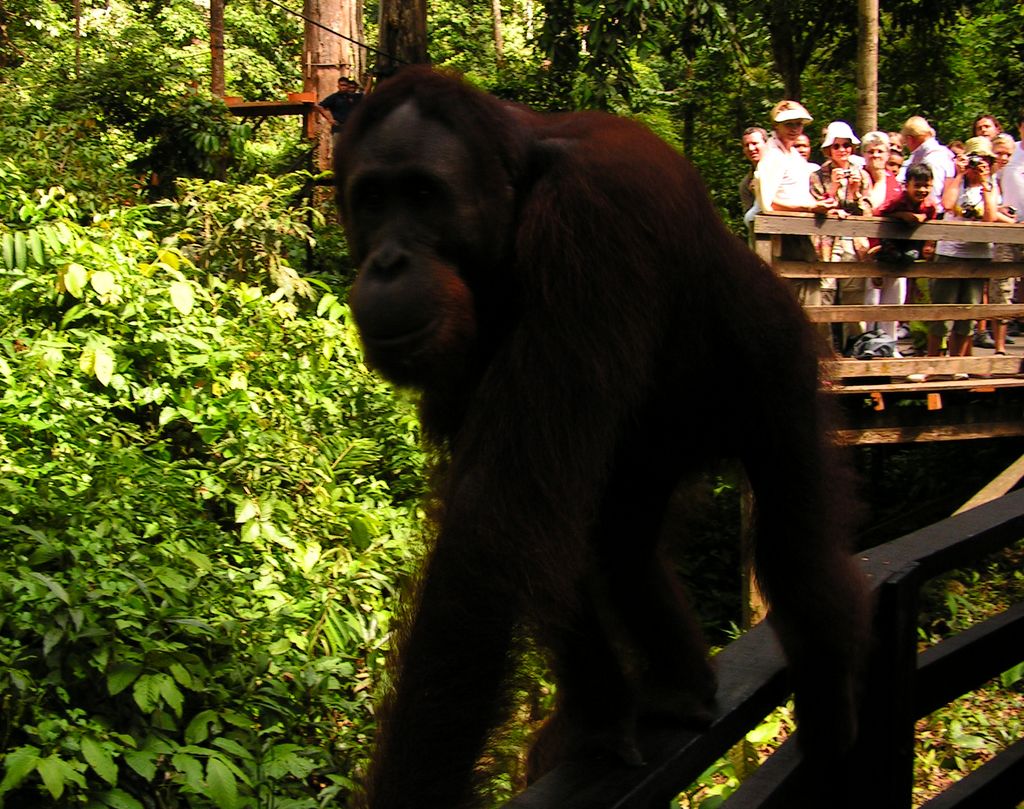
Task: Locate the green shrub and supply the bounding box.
[0,168,425,807]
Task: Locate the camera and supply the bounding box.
[966,154,987,170]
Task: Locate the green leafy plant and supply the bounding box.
[0,168,426,807]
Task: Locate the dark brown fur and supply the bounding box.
[335,66,869,809]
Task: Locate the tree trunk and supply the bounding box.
[210,0,225,98]
[341,0,366,82]
[376,0,429,76]
[767,0,802,99]
[491,0,504,69]
[304,0,364,171]
[856,0,879,135]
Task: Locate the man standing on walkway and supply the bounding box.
[902,116,956,211]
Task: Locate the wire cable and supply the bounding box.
[261,0,404,65]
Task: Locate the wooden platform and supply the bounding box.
[754,213,1024,444]
[225,99,315,118]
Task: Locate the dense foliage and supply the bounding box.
[0,161,426,806]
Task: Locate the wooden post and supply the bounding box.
[851,564,920,809]
[740,474,767,628]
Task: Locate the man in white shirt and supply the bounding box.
[999,110,1024,220]
[995,110,1024,346]
[902,116,956,211]
[754,100,838,324]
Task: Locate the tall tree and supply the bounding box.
[765,0,851,100]
[856,0,878,134]
[376,0,427,74]
[304,0,362,170]
[210,0,225,97]
[305,0,334,171]
[491,0,504,69]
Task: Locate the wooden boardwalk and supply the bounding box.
[754,213,1024,444]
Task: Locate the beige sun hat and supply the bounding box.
[963,136,995,158]
[771,100,813,124]
[821,121,861,149]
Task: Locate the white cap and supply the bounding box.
[821,121,861,148]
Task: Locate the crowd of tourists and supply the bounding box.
[739,104,1024,369]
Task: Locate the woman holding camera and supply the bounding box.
[930,137,1009,361]
[810,121,873,350]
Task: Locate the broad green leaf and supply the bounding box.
[133,674,161,713]
[169,281,194,315]
[64,262,88,297]
[158,406,180,426]
[79,345,95,375]
[316,292,337,316]
[211,737,253,760]
[184,551,213,572]
[234,499,259,523]
[157,674,184,717]
[100,788,144,809]
[1,232,14,268]
[13,231,26,269]
[42,345,63,373]
[107,663,142,695]
[185,710,218,745]
[157,249,180,270]
[241,519,261,542]
[169,663,193,689]
[171,753,204,793]
[81,737,118,785]
[1001,661,1024,687]
[206,757,239,809]
[42,626,63,655]
[28,571,70,604]
[36,754,72,800]
[298,541,321,573]
[263,744,312,779]
[90,270,116,295]
[745,716,782,745]
[0,746,40,794]
[94,345,115,387]
[28,229,44,264]
[123,750,157,781]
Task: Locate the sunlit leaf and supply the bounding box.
[90,270,116,295]
[169,281,194,315]
[64,262,88,297]
[94,345,115,386]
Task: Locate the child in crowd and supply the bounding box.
[874,162,940,263]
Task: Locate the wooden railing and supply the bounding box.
[751,213,1024,444]
[502,490,1024,809]
[753,212,1024,385]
